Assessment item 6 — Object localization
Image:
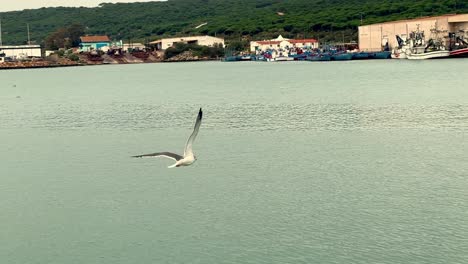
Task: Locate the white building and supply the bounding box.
[0,45,42,59]
[250,35,319,52]
[123,42,146,51]
[149,35,225,50]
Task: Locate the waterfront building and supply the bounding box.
[0,45,42,60]
[250,35,319,52]
[148,35,225,50]
[79,35,111,52]
[123,42,146,51]
[358,13,468,51]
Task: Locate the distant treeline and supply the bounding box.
[0,0,466,46]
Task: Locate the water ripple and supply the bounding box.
[1,102,468,132]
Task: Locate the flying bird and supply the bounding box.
[132,108,203,168]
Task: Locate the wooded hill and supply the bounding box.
[0,0,465,46]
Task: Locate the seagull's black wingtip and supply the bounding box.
[199,108,203,118]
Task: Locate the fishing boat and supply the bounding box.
[448,31,468,58]
[306,53,331,61]
[391,33,410,59]
[352,52,371,60]
[289,53,308,61]
[406,23,450,60]
[331,52,353,60]
[224,55,240,62]
[267,56,294,62]
[373,51,392,59]
[392,36,408,59]
[407,50,449,60]
[450,47,468,57]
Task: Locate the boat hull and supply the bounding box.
[352,52,371,60]
[373,51,392,59]
[306,54,331,61]
[449,48,468,58]
[406,50,450,60]
[266,57,295,62]
[331,53,353,61]
[391,52,407,59]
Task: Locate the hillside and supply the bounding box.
[0,0,466,46]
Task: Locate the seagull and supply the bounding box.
[132,108,203,168]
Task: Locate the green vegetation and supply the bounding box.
[67,53,80,61]
[0,0,466,46]
[164,42,224,59]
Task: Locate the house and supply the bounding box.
[79,35,111,52]
[148,35,225,50]
[250,35,319,52]
[0,45,42,60]
[358,13,468,51]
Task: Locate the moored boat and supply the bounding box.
[449,47,468,58]
[352,52,371,60]
[331,52,353,60]
[224,55,240,62]
[407,50,450,60]
[448,31,468,58]
[306,53,331,61]
[391,50,407,59]
[266,56,294,62]
[391,35,410,59]
[406,23,450,60]
[373,51,392,59]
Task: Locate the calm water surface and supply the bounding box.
[1,60,467,263]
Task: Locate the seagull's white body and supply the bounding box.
[168,155,196,168]
[132,108,203,168]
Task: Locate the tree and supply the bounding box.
[44,24,85,50]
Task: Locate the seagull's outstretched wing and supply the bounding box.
[184,108,203,157]
[132,152,183,161]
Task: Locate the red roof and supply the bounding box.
[289,39,318,43]
[255,41,281,45]
[80,35,110,43]
[254,39,318,45]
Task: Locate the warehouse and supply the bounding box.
[149,35,225,50]
[0,45,41,60]
[358,14,468,51]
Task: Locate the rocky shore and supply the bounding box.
[0,50,220,70]
[0,60,80,70]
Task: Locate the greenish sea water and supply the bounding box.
[1,60,467,263]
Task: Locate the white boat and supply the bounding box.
[266,56,294,62]
[405,23,449,60]
[406,50,450,60]
[391,35,409,59]
[391,49,408,59]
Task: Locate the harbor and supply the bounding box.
[2,2,468,264]
[225,14,468,62]
[0,13,467,69]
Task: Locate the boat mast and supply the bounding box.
[380,26,383,51]
[0,18,3,46]
[27,23,31,45]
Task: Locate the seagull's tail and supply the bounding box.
[168,163,177,168]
